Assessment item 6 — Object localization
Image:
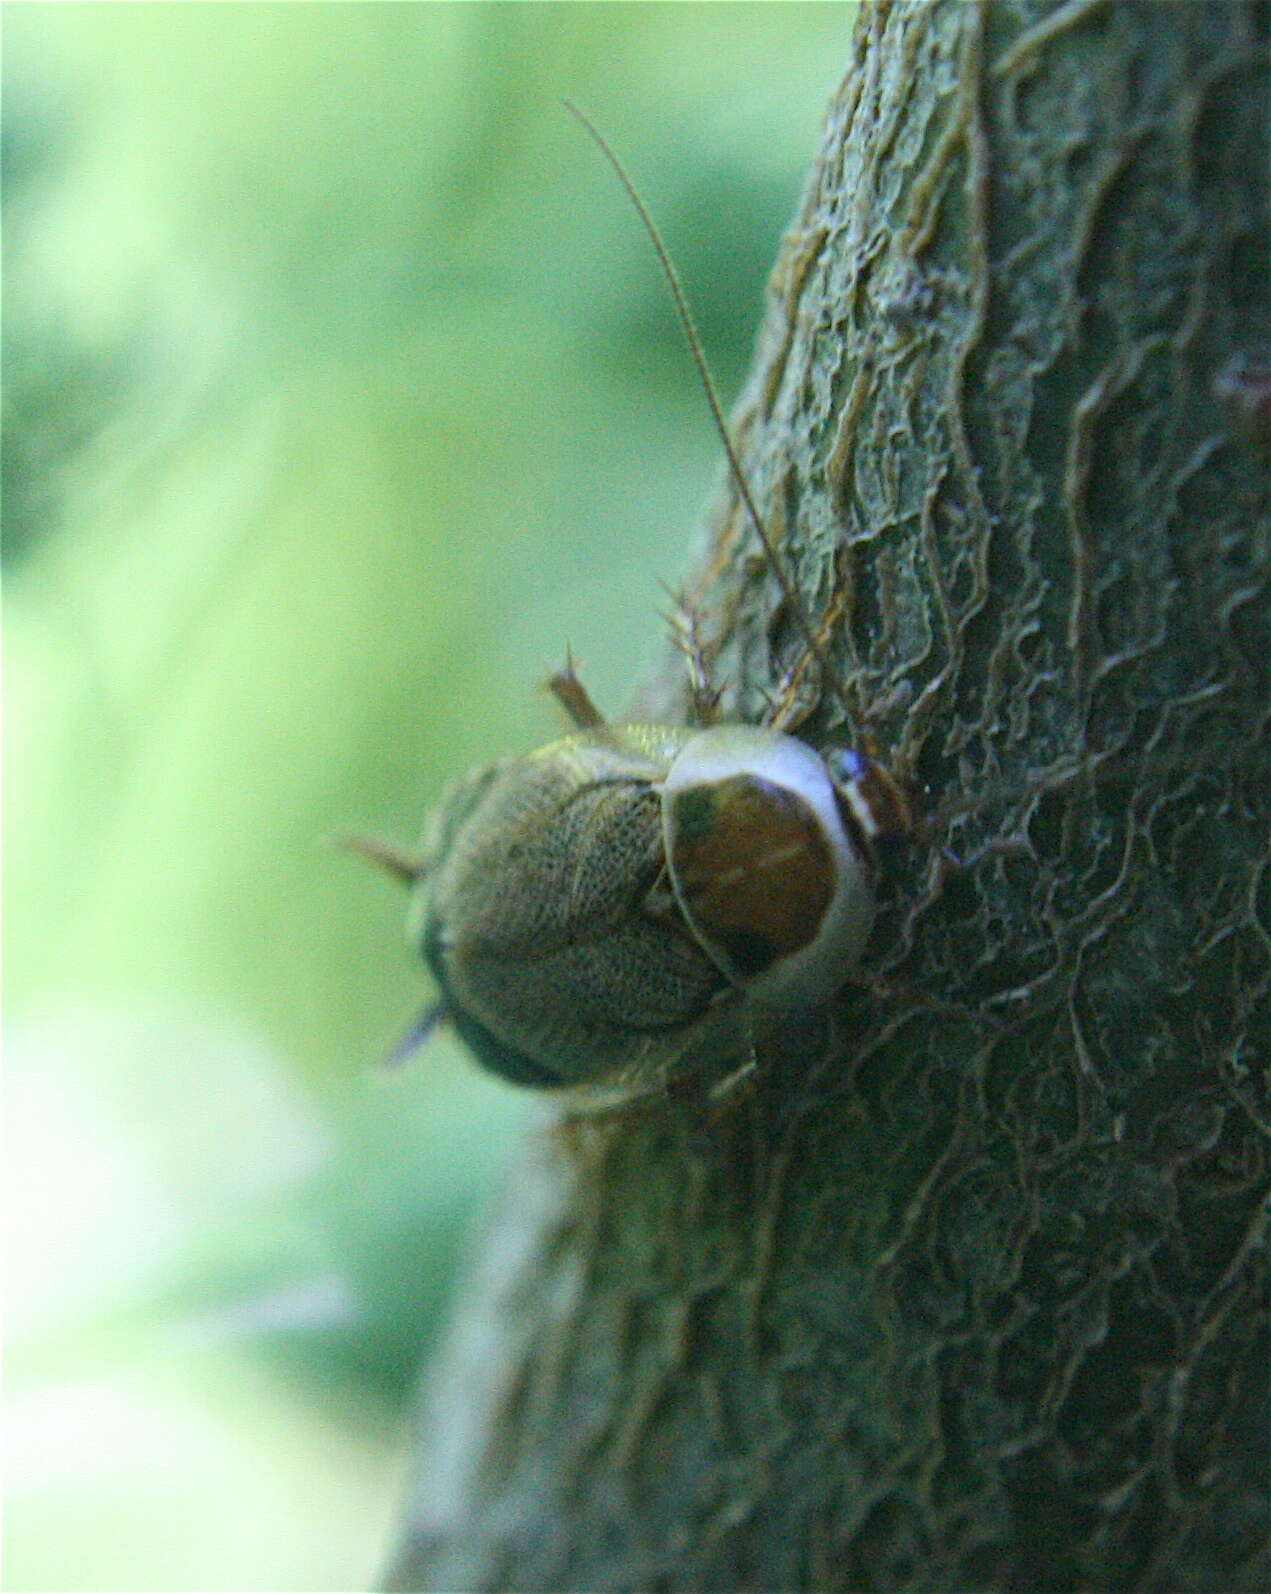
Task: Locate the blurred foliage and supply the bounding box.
[2,4,852,1589]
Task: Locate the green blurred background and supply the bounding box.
[3,5,851,1587]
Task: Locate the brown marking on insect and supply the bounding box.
[667,775,835,974]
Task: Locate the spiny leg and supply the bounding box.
[661,582,722,726]
[545,647,607,730]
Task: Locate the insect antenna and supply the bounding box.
[563,100,863,742]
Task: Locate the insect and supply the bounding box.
[348,106,921,1107]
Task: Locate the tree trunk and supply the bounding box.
[384,2,1269,1589]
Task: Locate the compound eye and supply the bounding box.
[825,747,869,787]
[823,746,913,845]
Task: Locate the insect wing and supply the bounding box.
[417,727,729,1091]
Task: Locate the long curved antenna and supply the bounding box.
[563,100,860,737]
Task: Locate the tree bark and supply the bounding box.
[384,2,1269,1589]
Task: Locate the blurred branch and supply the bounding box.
[385,3,1270,1589]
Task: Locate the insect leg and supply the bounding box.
[336,832,425,885]
[545,648,608,729]
[660,582,722,726]
[382,1002,448,1070]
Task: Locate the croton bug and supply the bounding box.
[347,107,922,1107]
[350,679,912,1104]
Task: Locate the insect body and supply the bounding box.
[362,707,908,1104]
[349,108,914,1105]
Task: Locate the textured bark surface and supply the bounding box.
[385,2,1269,1589]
